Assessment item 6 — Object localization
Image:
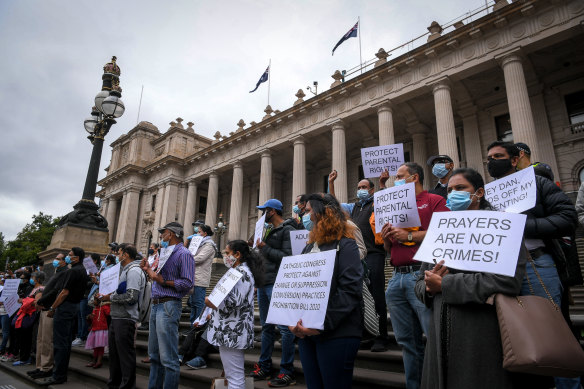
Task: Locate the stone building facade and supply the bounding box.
[97,0,584,254]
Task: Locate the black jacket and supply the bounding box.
[37,266,68,309]
[350,197,384,255]
[302,238,363,340]
[260,218,296,286]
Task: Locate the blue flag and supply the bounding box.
[249,66,270,93]
[332,22,358,56]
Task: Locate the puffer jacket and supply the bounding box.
[260,218,296,286]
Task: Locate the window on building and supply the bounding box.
[199,196,207,215]
[565,90,584,125]
[404,151,411,162]
[151,195,156,211]
[495,113,513,142]
[358,165,364,182]
[323,175,329,193]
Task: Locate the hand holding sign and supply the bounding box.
[360,143,404,178]
[99,263,120,296]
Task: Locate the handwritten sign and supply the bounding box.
[3,294,21,317]
[188,235,204,256]
[208,268,244,308]
[99,263,120,296]
[290,230,310,256]
[83,257,99,275]
[360,143,404,178]
[413,210,527,277]
[485,166,536,213]
[253,214,266,248]
[266,249,336,330]
[373,182,421,231]
[1,279,20,299]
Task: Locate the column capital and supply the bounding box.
[233,160,243,169]
[495,47,524,67]
[209,171,219,179]
[291,135,305,145]
[373,100,394,113]
[328,119,345,132]
[431,77,452,94]
[259,148,272,157]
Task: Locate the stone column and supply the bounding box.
[377,102,395,146]
[183,180,198,236]
[153,185,165,232]
[531,92,559,179]
[205,173,219,228]
[292,137,306,204]
[499,52,539,161]
[161,182,179,227]
[105,197,118,243]
[258,150,273,217]
[459,105,484,172]
[228,162,244,241]
[331,120,348,203]
[117,189,141,244]
[409,123,430,190]
[432,80,460,167]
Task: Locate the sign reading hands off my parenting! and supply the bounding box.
[207,268,244,308]
[374,182,421,231]
[413,210,527,277]
[266,249,336,330]
[484,166,536,213]
[360,143,404,178]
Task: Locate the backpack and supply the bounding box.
[119,262,149,323]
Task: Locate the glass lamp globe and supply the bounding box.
[84,116,97,133]
[217,221,224,228]
[102,95,125,118]
[94,90,110,113]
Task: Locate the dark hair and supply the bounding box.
[32,271,46,285]
[359,178,374,189]
[118,243,129,252]
[122,245,137,260]
[105,254,116,266]
[402,162,424,185]
[450,168,492,210]
[487,141,519,158]
[151,243,159,249]
[299,194,309,204]
[226,239,265,287]
[306,193,355,244]
[21,271,31,280]
[91,253,101,264]
[71,247,85,259]
[201,225,214,237]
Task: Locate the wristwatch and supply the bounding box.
[407,232,413,242]
[49,307,55,312]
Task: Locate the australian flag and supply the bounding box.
[332,21,358,56]
[249,66,270,93]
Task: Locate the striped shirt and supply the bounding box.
[151,243,195,299]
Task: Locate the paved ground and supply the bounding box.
[0,369,38,389]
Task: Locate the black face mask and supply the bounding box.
[487,158,513,178]
[148,249,154,255]
[265,210,273,223]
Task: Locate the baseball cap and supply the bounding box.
[256,199,283,211]
[192,219,205,227]
[515,142,531,155]
[158,221,184,238]
[427,155,453,166]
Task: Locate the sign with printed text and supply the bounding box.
[207,268,243,308]
[188,235,204,256]
[413,210,527,277]
[290,230,310,256]
[374,182,421,231]
[3,294,21,317]
[360,143,404,178]
[484,166,536,213]
[253,214,266,248]
[98,263,120,296]
[266,249,336,330]
[83,257,99,275]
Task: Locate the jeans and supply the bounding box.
[298,336,360,389]
[257,285,295,375]
[148,299,182,389]
[108,319,137,389]
[386,270,431,389]
[188,286,207,324]
[53,301,79,381]
[0,314,10,353]
[78,298,90,340]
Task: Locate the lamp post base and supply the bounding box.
[58,199,109,231]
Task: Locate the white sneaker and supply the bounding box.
[71,338,84,347]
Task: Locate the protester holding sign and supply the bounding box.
[288,193,362,389]
[206,240,264,389]
[414,167,531,389]
[379,162,448,389]
[186,224,217,324]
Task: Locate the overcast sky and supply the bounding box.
[0,0,488,241]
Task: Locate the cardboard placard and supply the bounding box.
[373,182,421,231]
[290,230,310,256]
[360,143,405,178]
[98,263,120,296]
[207,268,244,308]
[484,166,536,213]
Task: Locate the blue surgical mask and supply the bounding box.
[446,190,474,211]
[160,241,169,249]
[432,163,449,179]
[394,179,406,186]
[302,214,313,231]
[293,205,300,214]
[101,260,105,268]
[65,256,72,264]
[29,279,35,286]
[115,256,120,264]
[264,223,272,229]
[357,189,370,200]
[52,259,60,268]
[194,227,199,233]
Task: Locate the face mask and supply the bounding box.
[115,256,120,264]
[147,249,154,255]
[394,178,406,186]
[65,256,72,264]
[20,279,25,284]
[194,227,199,233]
[52,259,60,268]
[100,260,106,268]
[223,254,237,268]
[264,222,272,229]
[446,190,475,211]
[302,213,313,231]
[29,279,35,286]
[487,158,513,179]
[357,189,369,200]
[432,163,449,179]
[160,241,169,249]
[264,210,273,223]
[293,205,300,214]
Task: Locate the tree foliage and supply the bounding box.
[0,213,60,270]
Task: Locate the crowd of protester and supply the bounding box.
[1,140,583,389]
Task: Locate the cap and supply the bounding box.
[191,219,205,227]
[200,224,214,237]
[108,242,119,250]
[256,199,283,211]
[515,142,531,155]
[532,162,554,181]
[426,155,453,167]
[158,221,184,238]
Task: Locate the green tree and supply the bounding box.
[0,213,60,270]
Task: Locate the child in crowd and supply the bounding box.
[85,295,110,369]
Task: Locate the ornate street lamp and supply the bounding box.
[59,57,125,231]
[214,213,228,258]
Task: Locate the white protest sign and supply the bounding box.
[1,279,20,301]
[373,182,421,231]
[98,263,120,296]
[253,214,266,248]
[207,268,244,308]
[188,235,204,256]
[3,294,21,317]
[266,249,336,330]
[360,143,404,178]
[485,166,536,213]
[83,257,99,275]
[290,230,310,256]
[413,210,527,277]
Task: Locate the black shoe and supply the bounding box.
[268,373,296,387]
[26,368,40,376]
[138,324,149,331]
[38,377,67,386]
[249,363,271,380]
[359,339,374,350]
[31,370,52,379]
[371,339,391,352]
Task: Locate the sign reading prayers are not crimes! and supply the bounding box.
[374,182,421,231]
[360,143,404,178]
[207,268,244,308]
[413,210,527,277]
[266,249,336,330]
[484,166,536,213]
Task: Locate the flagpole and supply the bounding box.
[268,59,271,106]
[358,17,363,74]
[136,85,144,125]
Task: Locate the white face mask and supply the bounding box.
[223,255,237,268]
